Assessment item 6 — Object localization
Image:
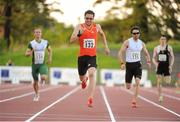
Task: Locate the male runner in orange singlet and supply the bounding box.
[70,10,110,107]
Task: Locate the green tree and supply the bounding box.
[94,0,180,42]
[149,0,180,40]
[0,0,63,49]
[94,0,152,42]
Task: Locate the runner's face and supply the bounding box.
[160,36,167,45]
[34,29,42,39]
[84,14,94,26]
[132,29,140,40]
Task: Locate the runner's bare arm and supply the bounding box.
[142,43,151,63]
[152,47,158,67]
[118,40,128,64]
[97,24,110,55]
[47,46,52,64]
[70,25,81,43]
[169,46,174,67]
[25,48,33,56]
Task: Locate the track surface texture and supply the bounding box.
[0,84,179,122]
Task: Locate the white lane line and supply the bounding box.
[100,86,116,122]
[25,86,80,122]
[0,84,22,89]
[0,85,31,93]
[0,86,60,103]
[163,87,179,93]
[141,88,180,101]
[121,87,180,118]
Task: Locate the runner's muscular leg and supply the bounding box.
[87,67,96,98]
[126,83,131,89]
[134,77,140,101]
[41,75,47,80]
[33,80,39,95]
[157,75,163,97]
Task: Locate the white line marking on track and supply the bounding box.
[121,87,180,118]
[141,88,180,101]
[0,84,21,89]
[0,85,31,93]
[25,86,80,122]
[0,86,60,103]
[163,87,179,93]
[100,86,116,122]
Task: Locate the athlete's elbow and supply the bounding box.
[25,53,30,57]
[70,37,76,43]
[25,51,32,57]
[69,40,74,44]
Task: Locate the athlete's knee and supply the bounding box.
[33,81,38,85]
[126,83,131,89]
[157,75,162,82]
[136,81,140,86]
[89,72,95,78]
[79,75,86,81]
[41,75,47,81]
[135,78,140,86]
[164,76,171,84]
[88,67,96,77]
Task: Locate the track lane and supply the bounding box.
[0,85,74,121]
[139,87,180,116]
[0,84,26,90]
[0,84,179,121]
[148,87,180,98]
[104,86,180,121]
[0,85,32,93]
[0,85,33,100]
[33,86,111,121]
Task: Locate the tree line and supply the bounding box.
[0,0,179,50]
[94,0,180,43]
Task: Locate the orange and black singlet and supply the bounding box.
[78,23,97,56]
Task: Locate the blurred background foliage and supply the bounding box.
[0,0,179,85]
[0,0,179,49]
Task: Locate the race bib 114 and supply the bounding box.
[34,51,45,64]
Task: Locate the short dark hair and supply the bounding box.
[34,27,42,32]
[161,34,167,38]
[84,10,95,17]
[130,26,140,34]
[161,34,168,41]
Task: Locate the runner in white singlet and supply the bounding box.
[118,26,151,108]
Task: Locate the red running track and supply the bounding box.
[0,84,180,121]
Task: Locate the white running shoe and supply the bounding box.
[159,96,163,102]
[33,94,40,102]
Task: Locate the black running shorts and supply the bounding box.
[156,62,170,76]
[125,61,142,83]
[78,55,97,76]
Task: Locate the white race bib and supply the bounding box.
[83,39,95,48]
[131,51,140,60]
[158,54,167,61]
[34,51,45,64]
